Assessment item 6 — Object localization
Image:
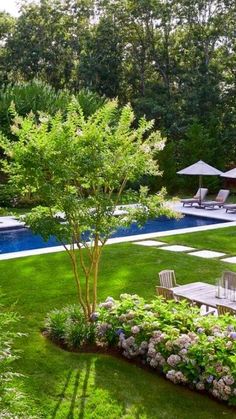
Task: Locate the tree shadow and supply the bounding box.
[51,369,73,419]
[91,354,236,419]
[51,358,92,419]
[78,358,91,419]
[67,369,80,419]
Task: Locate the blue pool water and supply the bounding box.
[0,215,225,254]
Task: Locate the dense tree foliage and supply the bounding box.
[0,80,105,138]
[2,100,174,317]
[0,0,235,192]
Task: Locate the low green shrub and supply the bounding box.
[0,183,44,208]
[45,295,236,405]
[45,305,95,348]
[0,184,16,207]
[44,307,69,341]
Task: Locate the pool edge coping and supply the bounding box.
[0,219,235,261]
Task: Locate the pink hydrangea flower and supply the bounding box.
[131,325,140,334]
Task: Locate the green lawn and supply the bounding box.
[161,225,236,255]
[1,241,236,418]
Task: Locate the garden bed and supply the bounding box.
[42,332,236,411]
[45,294,236,407]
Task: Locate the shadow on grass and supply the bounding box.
[51,369,73,418]
[50,358,92,419]
[78,359,91,419]
[49,352,236,419]
[0,244,235,418]
[67,369,80,419]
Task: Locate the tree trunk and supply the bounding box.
[70,251,89,320]
[78,246,91,319]
[92,236,101,313]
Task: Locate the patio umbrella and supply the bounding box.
[221,168,236,179]
[177,160,223,205]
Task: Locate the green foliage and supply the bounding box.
[79,16,123,97]
[0,184,15,207]
[74,89,106,117]
[0,0,235,192]
[0,11,15,85]
[44,307,69,341]
[46,294,236,405]
[3,0,93,89]
[177,121,223,192]
[1,236,236,416]
[0,12,15,41]
[180,122,223,168]
[0,182,43,208]
[0,81,105,164]
[0,80,70,138]
[2,99,170,227]
[0,294,33,417]
[2,99,174,316]
[158,140,180,194]
[45,305,95,348]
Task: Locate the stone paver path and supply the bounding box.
[221,257,236,264]
[188,250,226,259]
[132,239,236,262]
[133,240,166,247]
[159,245,196,252]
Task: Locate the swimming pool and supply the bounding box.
[0,215,226,254]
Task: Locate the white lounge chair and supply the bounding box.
[224,204,236,213]
[181,188,208,207]
[202,189,230,209]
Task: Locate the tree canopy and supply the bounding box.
[0,0,235,192]
[2,99,175,318]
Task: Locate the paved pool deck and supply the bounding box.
[0,216,24,230]
[0,202,236,260]
[172,201,236,222]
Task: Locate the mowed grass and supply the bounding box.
[1,242,236,418]
[161,225,236,255]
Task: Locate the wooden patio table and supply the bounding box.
[171,281,236,309]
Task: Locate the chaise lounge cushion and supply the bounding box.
[202,189,230,208]
[181,188,208,206]
[224,204,236,213]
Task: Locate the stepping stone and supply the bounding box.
[221,256,236,264]
[159,245,196,252]
[189,250,225,259]
[133,240,166,247]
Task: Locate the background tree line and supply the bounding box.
[0,0,235,193]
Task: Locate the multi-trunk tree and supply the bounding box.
[2,99,175,320]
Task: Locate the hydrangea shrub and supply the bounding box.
[45,294,236,405]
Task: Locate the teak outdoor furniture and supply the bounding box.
[156,286,175,300]
[217,304,236,316]
[171,282,236,312]
[202,189,230,209]
[177,160,222,206]
[158,270,178,288]
[222,270,236,290]
[224,204,236,213]
[175,294,202,308]
[180,188,208,207]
